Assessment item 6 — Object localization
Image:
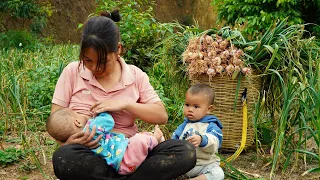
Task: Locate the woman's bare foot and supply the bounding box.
[153,125,165,143]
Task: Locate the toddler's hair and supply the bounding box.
[188,83,215,105]
[46,108,74,142]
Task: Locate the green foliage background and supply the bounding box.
[212,0,320,38]
[94,0,171,69]
[0,0,52,34]
[0,0,52,50]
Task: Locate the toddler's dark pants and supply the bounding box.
[52,139,196,180]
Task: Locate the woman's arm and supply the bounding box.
[51,103,64,114]
[125,101,168,124]
[90,101,168,124]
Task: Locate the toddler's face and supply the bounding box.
[183,92,212,121]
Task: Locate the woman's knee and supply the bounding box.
[168,140,196,171]
[52,144,117,179]
[52,145,78,178]
[53,144,89,161]
[179,140,196,163]
[52,144,89,177]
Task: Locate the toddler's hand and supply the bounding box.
[186,135,202,147]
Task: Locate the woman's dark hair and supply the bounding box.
[79,9,121,72]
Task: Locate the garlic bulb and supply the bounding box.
[225,64,235,75]
[215,65,224,74]
[207,68,216,76]
[219,40,229,49]
[212,57,222,66]
[235,49,244,58]
[183,33,251,78]
[241,67,252,75]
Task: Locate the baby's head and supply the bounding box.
[184,83,215,121]
[46,108,87,143]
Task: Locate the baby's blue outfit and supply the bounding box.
[83,113,129,171]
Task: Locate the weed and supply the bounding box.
[0,147,25,166]
[19,161,37,173]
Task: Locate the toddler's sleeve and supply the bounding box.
[200,122,223,153]
[171,121,188,139]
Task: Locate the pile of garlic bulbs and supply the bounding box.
[183,34,251,79]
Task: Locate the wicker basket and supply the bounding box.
[191,74,261,152]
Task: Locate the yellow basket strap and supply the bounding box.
[221,99,248,166]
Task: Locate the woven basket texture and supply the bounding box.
[191,74,261,152]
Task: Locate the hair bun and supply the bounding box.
[100,9,121,22]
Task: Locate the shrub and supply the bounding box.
[27,64,63,111]
[212,0,320,39]
[94,0,171,69]
[0,0,52,34]
[0,30,42,50]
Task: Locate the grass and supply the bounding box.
[0,45,79,179]
[246,21,320,178]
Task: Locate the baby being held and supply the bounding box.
[46,108,164,175]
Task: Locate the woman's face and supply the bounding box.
[82,47,118,78]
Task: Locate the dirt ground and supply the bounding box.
[221,151,320,180]
[1,132,319,180]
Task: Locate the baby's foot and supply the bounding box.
[153,125,165,143]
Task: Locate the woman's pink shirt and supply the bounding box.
[52,58,161,137]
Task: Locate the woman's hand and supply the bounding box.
[90,99,128,114]
[63,124,102,149]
